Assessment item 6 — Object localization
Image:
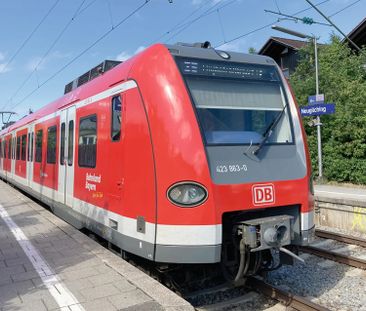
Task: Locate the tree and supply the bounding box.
[289,35,366,184]
[248,47,257,54]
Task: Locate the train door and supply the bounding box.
[27,125,34,187]
[59,106,76,207]
[10,135,15,180]
[106,95,124,208]
[0,138,3,172]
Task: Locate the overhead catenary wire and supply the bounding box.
[165,0,238,43]
[11,0,151,111]
[215,0,331,48]
[304,0,361,51]
[0,0,60,75]
[328,0,363,18]
[148,0,212,45]
[1,0,89,111]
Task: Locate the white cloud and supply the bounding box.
[0,52,11,73]
[218,41,242,52]
[116,51,131,62]
[0,63,11,73]
[116,46,146,62]
[26,51,71,71]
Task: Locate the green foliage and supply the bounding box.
[248,47,257,54]
[289,35,366,184]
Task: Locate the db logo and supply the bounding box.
[252,184,275,206]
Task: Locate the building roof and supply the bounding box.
[259,36,309,55]
[346,17,366,49]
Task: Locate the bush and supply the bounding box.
[290,36,366,184]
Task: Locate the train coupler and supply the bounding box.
[236,215,294,252]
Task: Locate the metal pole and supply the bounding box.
[314,37,322,179]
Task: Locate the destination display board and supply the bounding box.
[176,57,279,81]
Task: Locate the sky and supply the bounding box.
[0,0,365,125]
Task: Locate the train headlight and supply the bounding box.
[167,182,208,207]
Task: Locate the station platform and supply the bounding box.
[315,184,366,206]
[0,180,193,311]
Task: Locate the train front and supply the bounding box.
[169,44,314,281]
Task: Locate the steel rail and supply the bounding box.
[299,246,366,270]
[315,229,366,248]
[247,276,330,311]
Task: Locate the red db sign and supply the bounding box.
[252,184,275,206]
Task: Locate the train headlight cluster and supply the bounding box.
[167,182,208,207]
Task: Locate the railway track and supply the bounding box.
[315,229,366,248]
[193,277,330,311]
[248,277,330,311]
[299,229,366,270]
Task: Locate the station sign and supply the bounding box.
[308,94,324,105]
[300,103,335,117]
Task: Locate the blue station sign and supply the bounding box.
[300,103,336,117]
[308,94,324,105]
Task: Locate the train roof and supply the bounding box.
[0,43,277,137]
[165,42,276,66]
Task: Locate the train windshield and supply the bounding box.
[177,57,293,146]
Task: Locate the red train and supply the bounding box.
[0,42,314,281]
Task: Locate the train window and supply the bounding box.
[35,130,43,163]
[31,132,34,162]
[78,115,97,168]
[60,123,65,165]
[3,140,6,159]
[27,133,31,161]
[13,137,16,159]
[21,134,26,161]
[186,77,292,145]
[68,120,74,166]
[16,136,21,160]
[111,95,121,141]
[8,138,11,159]
[47,126,57,164]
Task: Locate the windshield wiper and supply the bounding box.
[253,103,289,156]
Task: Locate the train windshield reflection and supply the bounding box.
[186,76,293,146]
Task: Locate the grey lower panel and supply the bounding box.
[155,244,221,263]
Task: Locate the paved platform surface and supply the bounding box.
[0,180,193,311]
[315,184,366,207]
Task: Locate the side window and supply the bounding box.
[31,132,34,162]
[78,115,97,168]
[27,133,31,161]
[3,140,6,159]
[60,123,65,165]
[21,134,26,161]
[8,138,11,159]
[16,136,21,160]
[68,121,74,166]
[111,95,122,141]
[47,126,57,164]
[35,130,43,163]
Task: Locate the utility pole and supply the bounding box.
[271,25,323,179]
